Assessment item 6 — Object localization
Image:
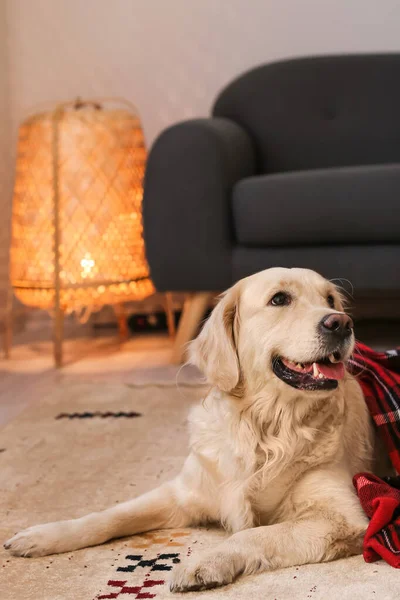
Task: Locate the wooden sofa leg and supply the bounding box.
[171,292,213,364]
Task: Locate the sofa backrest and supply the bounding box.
[213,54,400,174]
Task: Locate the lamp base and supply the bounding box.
[3,292,177,367]
[3,282,13,359]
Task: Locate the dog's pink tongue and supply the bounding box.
[316,362,345,380]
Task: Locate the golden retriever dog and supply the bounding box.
[5,267,385,592]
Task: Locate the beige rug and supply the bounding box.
[0,382,398,600]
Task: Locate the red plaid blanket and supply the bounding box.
[349,342,400,567]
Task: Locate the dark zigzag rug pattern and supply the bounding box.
[55,411,142,420]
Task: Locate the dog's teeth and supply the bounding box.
[313,363,319,377]
[329,353,337,363]
[297,363,303,369]
[318,373,324,379]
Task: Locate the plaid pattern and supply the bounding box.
[348,343,400,567]
[348,342,400,474]
[353,473,400,567]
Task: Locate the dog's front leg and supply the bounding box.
[4,479,205,557]
[170,513,366,593]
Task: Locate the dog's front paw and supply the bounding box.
[4,523,63,557]
[170,550,245,593]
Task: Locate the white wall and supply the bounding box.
[6,0,400,147]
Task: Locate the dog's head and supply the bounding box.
[190,268,354,395]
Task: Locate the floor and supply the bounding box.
[1,316,400,428]
[3,379,396,600]
[0,316,202,428]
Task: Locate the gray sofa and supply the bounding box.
[143,54,400,360]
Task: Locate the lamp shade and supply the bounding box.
[10,100,154,313]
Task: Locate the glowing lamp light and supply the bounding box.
[80,253,95,279]
[7,98,154,365]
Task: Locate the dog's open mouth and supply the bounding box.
[272,352,345,391]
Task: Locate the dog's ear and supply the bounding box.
[189,285,240,392]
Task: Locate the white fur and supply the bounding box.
[5,268,387,593]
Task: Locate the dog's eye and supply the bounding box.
[327,294,335,309]
[269,292,291,307]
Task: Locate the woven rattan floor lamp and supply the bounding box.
[4,98,169,367]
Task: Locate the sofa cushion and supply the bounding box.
[233,164,400,246]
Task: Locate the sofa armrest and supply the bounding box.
[143,118,255,291]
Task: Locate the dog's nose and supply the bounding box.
[319,313,354,338]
